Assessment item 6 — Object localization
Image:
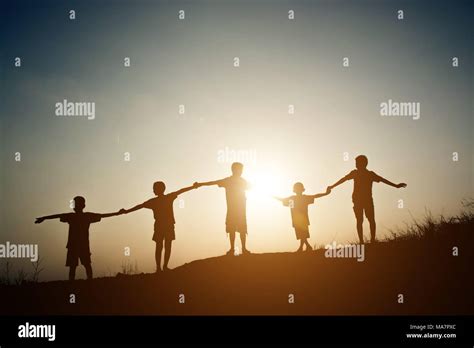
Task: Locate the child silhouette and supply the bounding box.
[35,196,123,280]
[195,162,250,255]
[328,155,407,244]
[121,181,198,272]
[275,183,331,252]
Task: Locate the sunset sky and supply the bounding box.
[1,0,472,280]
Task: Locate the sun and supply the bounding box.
[245,170,288,199]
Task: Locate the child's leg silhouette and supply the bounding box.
[353,204,365,244]
[163,240,172,270]
[228,231,236,254]
[155,240,163,271]
[69,266,76,280]
[356,221,364,243]
[84,264,93,279]
[365,203,376,242]
[240,232,248,252]
[369,220,376,242]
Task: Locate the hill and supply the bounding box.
[1,204,472,315]
[0,239,472,315]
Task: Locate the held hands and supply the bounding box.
[396,183,407,189]
[193,182,202,189]
[35,217,45,224]
[118,208,127,215]
[325,187,332,195]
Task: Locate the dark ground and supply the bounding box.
[0,234,472,315]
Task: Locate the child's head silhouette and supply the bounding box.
[231,162,244,177]
[153,181,166,195]
[355,155,368,170]
[293,182,305,195]
[73,196,86,212]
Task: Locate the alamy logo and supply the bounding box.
[324,241,365,262]
[18,322,56,341]
[55,99,96,120]
[380,99,420,120]
[217,147,257,165]
[0,241,38,262]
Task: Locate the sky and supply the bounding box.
[1,0,472,280]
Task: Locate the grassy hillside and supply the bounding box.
[0,202,472,315]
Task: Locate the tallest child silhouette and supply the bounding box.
[328,155,407,244]
[195,162,251,255]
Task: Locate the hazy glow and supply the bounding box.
[0,0,472,280]
[248,169,287,196]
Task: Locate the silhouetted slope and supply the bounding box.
[0,235,472,315]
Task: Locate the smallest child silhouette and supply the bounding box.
[35,196,122,280]
[275,183,331,252]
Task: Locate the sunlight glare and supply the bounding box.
[246,170,286,200]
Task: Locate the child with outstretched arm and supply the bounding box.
[194,162,251,255]
[275,183,331,252]
[35,196,123,280]
[327,155,406,243]
[120,181,198,272]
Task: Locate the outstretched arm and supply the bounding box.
[122,203,145,214]
[99,210,124,218]
[194,179,221,187]
[171,184,198,196]
[328,175,350,190]
[312,187,332,199]
[274,196,292,207]
[35,213,64,224]
[378,176,407,188]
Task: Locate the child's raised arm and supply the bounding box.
[99,210,124,218]
[274,196,291,206]
[35,214,65,224]
[378,175,407,189]
[122,203,145,215]
[312,187,332,199]
[328,174,352,190]
[194,179,221,187]
[171,183,199,196]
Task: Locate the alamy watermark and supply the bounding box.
[55,99,95,120]
[0,241,38,262]
[380,99,420,120]
[18,322,55,341]
[217,146,257,165]
[324,241,365,262]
